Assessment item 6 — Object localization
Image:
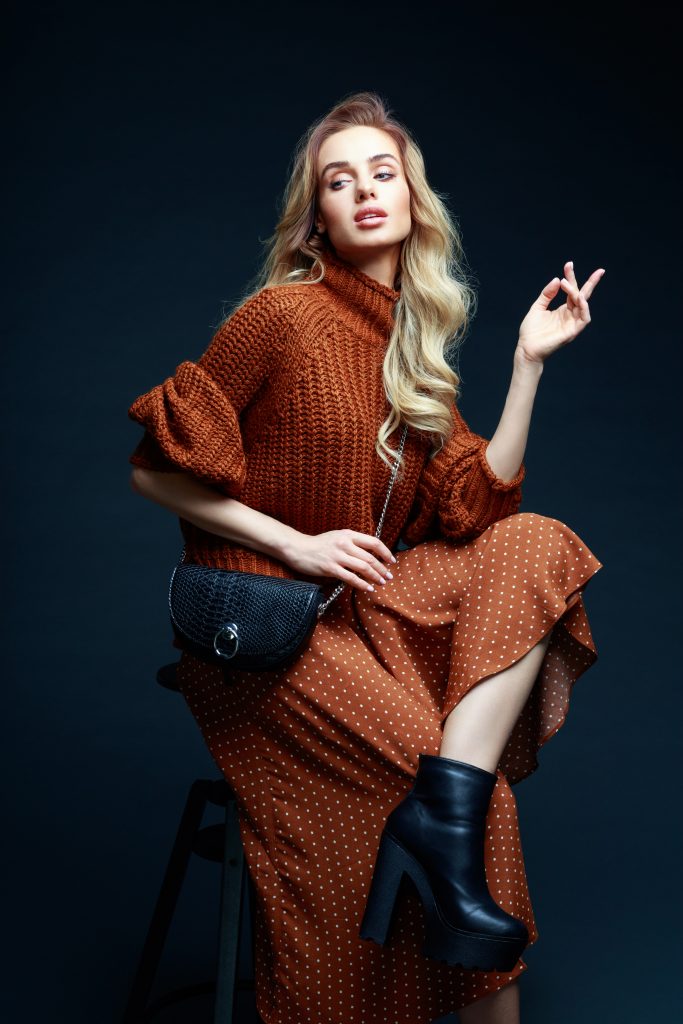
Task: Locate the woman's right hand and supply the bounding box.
[283,529,396,593]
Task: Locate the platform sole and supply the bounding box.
[359,830,528,972]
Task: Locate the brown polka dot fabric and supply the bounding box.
[175,511,603,1023]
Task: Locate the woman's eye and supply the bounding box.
[330,171,395,191]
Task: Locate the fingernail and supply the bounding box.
[391,556,397,563]
[385,571,393,579]
[568,261,573,268]
[367,585,375,592]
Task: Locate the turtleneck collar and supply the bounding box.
[317,247,401,340]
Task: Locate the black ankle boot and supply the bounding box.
[359,753,529,971]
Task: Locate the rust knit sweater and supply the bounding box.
[127,248,525,583]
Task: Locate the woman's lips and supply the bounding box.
[355,214,388,228]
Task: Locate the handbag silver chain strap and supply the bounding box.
[316,423,408,618]
[171,423,409,622]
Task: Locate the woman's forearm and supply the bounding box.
[130,466,301,563]
[484,353,544,482]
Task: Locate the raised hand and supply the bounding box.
[516,261,606,366]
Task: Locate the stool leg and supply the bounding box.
[123,780,209,1022]
[213,797,247,1024]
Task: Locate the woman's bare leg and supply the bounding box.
[458,980,520,1024]
[440,630,553,771]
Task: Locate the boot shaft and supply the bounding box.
[408,754,498,823]
[386,754,498,877]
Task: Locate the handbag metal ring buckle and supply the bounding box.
[213,623,240,659]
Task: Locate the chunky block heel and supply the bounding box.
[358,831,409,945]
[359,754,529,971]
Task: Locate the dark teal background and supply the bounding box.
[4,3,680,1022]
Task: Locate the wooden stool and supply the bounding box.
[123,662,259,1023]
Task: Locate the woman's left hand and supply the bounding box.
[516,261,606,367]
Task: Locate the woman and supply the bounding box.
[127,91,605,1024]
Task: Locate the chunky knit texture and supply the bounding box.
[127,248,525,582]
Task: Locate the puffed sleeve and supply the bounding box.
[401,400,525,545]
[127,287,287,497]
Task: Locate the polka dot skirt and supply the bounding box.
[175,511,603,1023]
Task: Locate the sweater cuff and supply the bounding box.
[127,360,248,496]
[436,436,525,541]
[129,431,178,473]
[458,439,525,526]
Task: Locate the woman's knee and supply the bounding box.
[492,511,585,574]
[499,510,562,531]
[497,510,582,544]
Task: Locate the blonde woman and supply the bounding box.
[128,91,604,1024]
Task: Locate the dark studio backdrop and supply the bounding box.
[4,4,680,1022]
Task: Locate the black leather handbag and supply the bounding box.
[168,425,408,672]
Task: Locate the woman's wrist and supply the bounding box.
[513,344,545,380]
[265,521,303,566]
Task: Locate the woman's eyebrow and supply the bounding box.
[320,153,400,177]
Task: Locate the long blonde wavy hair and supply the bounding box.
[221,90,478,476]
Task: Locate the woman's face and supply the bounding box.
[315,125,412,264]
